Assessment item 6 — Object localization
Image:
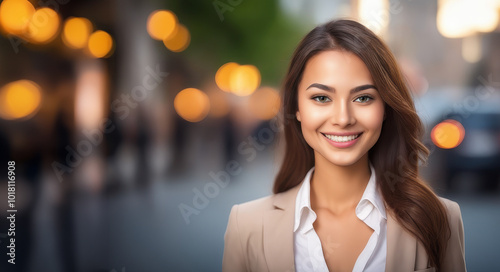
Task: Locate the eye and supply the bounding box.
[354,95,373,103]
[312,96,331,103]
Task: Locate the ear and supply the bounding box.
[296,111,301,122]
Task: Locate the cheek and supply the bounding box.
[298,102,328,131]
[359,104,385,132]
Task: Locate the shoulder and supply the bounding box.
[223,195,277,271]
[235,194,277,214]
[438,196,459,210]
[229,182,301,219]
[223,188,298,272]
[437,196,463,224]
[226,184,299,233]
[437,196,464,241]
[227,194,278,232]
[437,196,467,271]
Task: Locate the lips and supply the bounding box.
[321,132,362,143]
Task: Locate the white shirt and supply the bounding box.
[293,164,387,272]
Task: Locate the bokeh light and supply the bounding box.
[0,0,35,35]
[62,17,93,49]
[462,35,482,63]
[27,7,60,44]
[147,9,178,41]
[437,0,499,38]
[358,0,389,36]
[229,64,261,96]
[248,87,281,120]
[174,88,210,122]
[215,62,240,92]
[74,64,107,130]
[163,24,190,52]
[0,80,42,120]
[431,119,465,149]
[87,30,114,58]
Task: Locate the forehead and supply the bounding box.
[299,50,373,89]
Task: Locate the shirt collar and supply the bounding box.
[293,163,387,234]
[358,163,387,220]
[293,167,316,233]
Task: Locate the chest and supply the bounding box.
[313,211,374,272]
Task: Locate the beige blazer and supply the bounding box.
[222,181,466,272]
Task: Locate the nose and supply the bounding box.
[330,100,355,127]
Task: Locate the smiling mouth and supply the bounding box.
[321,133,362,143]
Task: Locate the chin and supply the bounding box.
[322,152,364,167]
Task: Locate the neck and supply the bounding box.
[310,154,371,214]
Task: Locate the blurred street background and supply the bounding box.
[0,0,500,271]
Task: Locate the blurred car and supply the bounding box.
[440,111,500,191]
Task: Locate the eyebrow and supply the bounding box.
[306,83,377,94]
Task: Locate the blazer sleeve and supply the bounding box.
[441,200,467,272]
[222,205,248,272]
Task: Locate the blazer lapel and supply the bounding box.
[263,183,302,272]
[386,211,417,272]
[262,184,424,272]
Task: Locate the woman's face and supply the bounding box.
[296,50,385,167]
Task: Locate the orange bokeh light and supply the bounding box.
[163,24,190,52]
[147,10,178,41]
[431,119,465,149]
[215,62,239,92]
[248,87,281,120]
[87,30,114,58]
[0,0,35,35]
[0,80,42,120]
[230,64,261,96]
[174,88,210,122]
[62,17,93,49]
[27,7,60,44]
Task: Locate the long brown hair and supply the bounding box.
[274,19,450,270]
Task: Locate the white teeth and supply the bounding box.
[324,133,360,142]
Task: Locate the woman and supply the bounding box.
[222,19,466,272]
